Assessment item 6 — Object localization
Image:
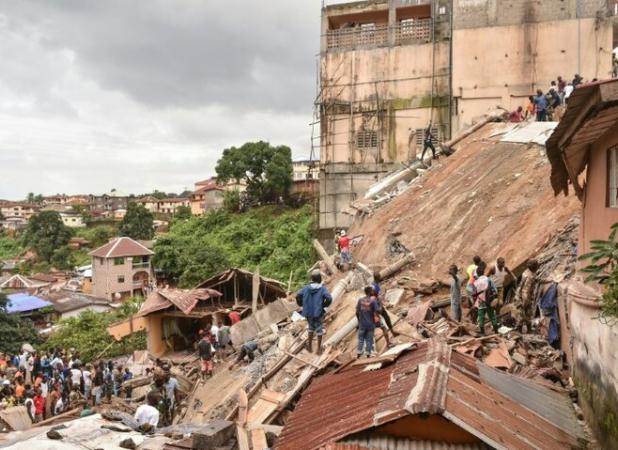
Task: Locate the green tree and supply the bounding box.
[44,297,145,362]
[0,293,41,354]
[223,190,241,213]
[22,211,73,262]
[51,246,76,270]
[178,245,230,287]
[26,192,34,203]
[174,205,192,220]
[90,226,115,247]
[215,141,293,204]
[119,202,154,240]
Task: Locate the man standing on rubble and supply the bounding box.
[356,286,379,358]
[296,270,333,355]
[420,123,437,162]
[449,265,462,322]
[488,257,515,313]
[337,230,352,269]
[198,331,214,379]
[472,262,499,335]
[515,258,539,333]
[372,272,398,345]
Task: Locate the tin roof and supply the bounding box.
[546,78,618,198]
[276,340,583,450]
[137,287,222,316]
[5,293,52,314]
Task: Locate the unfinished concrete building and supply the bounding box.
[317,0,614,237]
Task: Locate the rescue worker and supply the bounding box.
[296,270,333,354]
[515,258,539,333]
[149,368,172,427]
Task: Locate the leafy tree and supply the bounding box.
[26,192,34,203]
[51,245,75,270]
[223,190,241,213]
[0,236,24,259]
[215,141,293,204]
[579,222,618,323]
[153,206,313,289]
[22,211,73,262]
[90,226,116,247]
[0,293,41,354]
[174,205,192,220]
[44,297,145,362]
[119,202,154,240]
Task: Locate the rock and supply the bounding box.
[119,438,137,449]
[191,420,235,449]
[47,430,63,440]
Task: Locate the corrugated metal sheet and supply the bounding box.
[333,435,490,450]
[276,339,584,450]
[500,121,558,145]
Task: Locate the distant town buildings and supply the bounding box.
[190,177,246,215]
[88,189,129,214]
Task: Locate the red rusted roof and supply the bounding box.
[276,339,583,450]
[88,237,154,258]
[137,287,222,316]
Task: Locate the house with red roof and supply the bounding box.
[89,237,154,301]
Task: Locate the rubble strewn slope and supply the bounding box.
[350,123,580,275]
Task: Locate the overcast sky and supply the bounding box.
[0,0,322,200]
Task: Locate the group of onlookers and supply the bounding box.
[509,74,594,123]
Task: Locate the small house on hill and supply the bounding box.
[89,237,154,301]
[0,274,51,291]
[107,268,289,357]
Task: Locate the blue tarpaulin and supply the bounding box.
[5,293,52,314]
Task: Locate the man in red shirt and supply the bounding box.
[228,310,241,325]
[337,230,352,268]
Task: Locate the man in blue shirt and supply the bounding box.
[356,286,379,358]
[534,89,548,122]
[296,270,333,355]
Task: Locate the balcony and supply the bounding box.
[132,262,150,270]
[325,20,432,51]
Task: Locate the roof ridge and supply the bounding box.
[105,237,124,258]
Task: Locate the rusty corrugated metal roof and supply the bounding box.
[276,339,584,450]
[137,287,222,316]
[328,436,490,450]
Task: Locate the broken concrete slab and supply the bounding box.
[0,406,31,431]
[230,298,296,346]
[385,288,405,307]
[191,420,235,449]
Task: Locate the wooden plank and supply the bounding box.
[238,389,248,425]
[283,350,320,369]
[0,406,31,431]
[236,425,250,450]
[247,398,278,425]
[246,423,283,435]
[250,428,268,450]
[260,389,285,404]
[252,266,260,314]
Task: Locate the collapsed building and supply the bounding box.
[316,0,614,236]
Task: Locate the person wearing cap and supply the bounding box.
[296,270,333,354]
[337,230,352,268]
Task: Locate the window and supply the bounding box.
[117,275,125,283]
[356,130,378,149]
[415,127,441,146]
[609,147,618,207]
[114,257,124,266]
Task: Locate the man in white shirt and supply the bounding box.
[134,392,160,431]
[82,366,92,400]
[70,364,82,388]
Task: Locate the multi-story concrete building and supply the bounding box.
[292,157,320,181]
[89,237,154,301]
[88,189,129,214]
[0,202,40,220]
[317,0,613,234]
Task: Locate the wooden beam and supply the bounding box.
[283,350,320,369]
[312,239,338,275]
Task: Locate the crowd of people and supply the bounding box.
[449,256,541,336]
[0,348,137,424]
[509,74,594,123]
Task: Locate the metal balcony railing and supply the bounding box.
[326,19,432,51]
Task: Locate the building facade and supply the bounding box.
[318,0,614,234]
[89,237,154,301]
[0,202,40,220]
[88,189,129,213]
[60,212,85,228]
[546,79,618,448]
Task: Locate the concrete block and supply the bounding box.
[191,420,235,449]
[385,288,405,307]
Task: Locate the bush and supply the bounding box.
[154,205,313,289]
[0,236,24,260]
[44,297,146,362]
